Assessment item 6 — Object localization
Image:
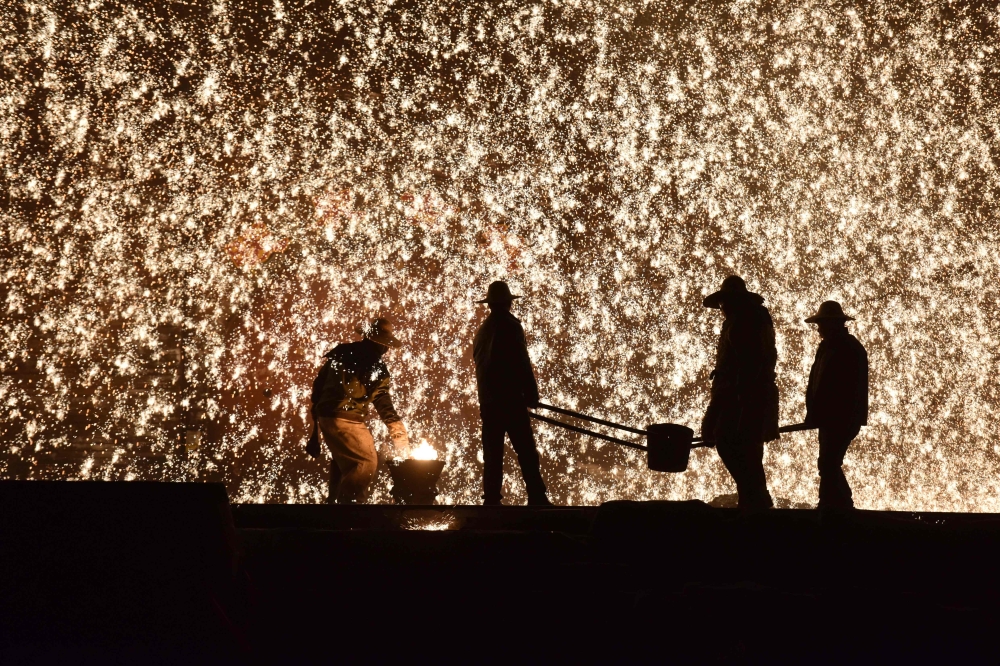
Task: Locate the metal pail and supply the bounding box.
[645,423,694,472]
[387,459,446,505]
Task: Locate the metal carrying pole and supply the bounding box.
[529,411,648,451]
[530,402,812,449]
[535,402,647,436]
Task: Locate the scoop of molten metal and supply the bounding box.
[408,439,438,461]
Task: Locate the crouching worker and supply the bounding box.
[309,318,410,504]
[804,301,869,509]
[473,281,551,506]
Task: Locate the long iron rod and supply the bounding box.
[539,401,811,439]
[529,412,648,451]
[694,423,811,444]
[536,402,647,436]
[778,423,812,434]
[533,407,812,450]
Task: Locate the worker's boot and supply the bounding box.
[528,495,554,506]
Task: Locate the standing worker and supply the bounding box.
[701,276,780,510]
[472,281,552,506]
[309,318,410,504]
[804,301,869,509]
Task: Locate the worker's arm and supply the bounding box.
[311,359,330,411]
[807,340,862,428]
[730,319,767,394]
[371,370,410,457]
[514,322,540,407]
[306,358,332,458]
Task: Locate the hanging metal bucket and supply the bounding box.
[387,459,446,505]
[645,423,695,473]
[530,402,809,474]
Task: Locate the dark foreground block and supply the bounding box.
[6,490,1000,663]
[0,481,246,664]
[239,501,1000,663]
[232,502,598,533]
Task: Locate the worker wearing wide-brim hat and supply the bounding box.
[701,275,780,511]
[804,301,869,509]
[472,281,551,506]
[308,318,411,504]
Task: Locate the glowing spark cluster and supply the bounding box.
[2,0,999,509]
[409,439,439,461]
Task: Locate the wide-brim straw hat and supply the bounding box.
[356,318,402,348]
[805,300,855,323]
[703,275,765,309]
[476,280,521,304]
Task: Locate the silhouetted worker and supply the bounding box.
[472,281,552,506]
[702,276,780,510]
[804,301,869,509]
[310,318,410,504]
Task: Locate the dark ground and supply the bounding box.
[3,482,999,664]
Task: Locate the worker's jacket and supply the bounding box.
[473,310,539,407]
[311,340,401,424]
[701,301,780,444]
[805,329,868,431]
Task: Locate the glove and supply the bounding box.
[388,421,410,458]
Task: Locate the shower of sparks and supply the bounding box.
[401,514,456,531]
[2,0,999,510]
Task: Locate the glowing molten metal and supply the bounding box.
[409,440,439,461]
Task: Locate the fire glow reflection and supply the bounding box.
[2,0,999,510]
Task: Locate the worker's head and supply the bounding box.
[804,301,854,339]
[703,275,764,317]
[357,318,402,353]
[719,298,733,318]
[815,318,847,339]
[476,281,520,313]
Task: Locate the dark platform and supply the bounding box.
[0,481,243,664]
[4,481,1000,663]
[232,502,599,532]
[235,502,1000,663]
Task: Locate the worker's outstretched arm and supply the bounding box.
[371,374,409,457]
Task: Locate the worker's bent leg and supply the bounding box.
[742,437,773,510]
[318,418,342,504]
[480,403,507,504]
[715,434,745,502]
[319,417,378,504]
[328,462,342,506]
[818,426,858,509]
[505,407,548,503]
[717,433,771,510]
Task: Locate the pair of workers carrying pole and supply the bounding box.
[305,277,867,510]
[701,275,869,510]
[471,277,868,509]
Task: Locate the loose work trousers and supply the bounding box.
[480,402,548,504]
[818,425,861,509]
[716,432,773,511]
[319,417,378,504]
